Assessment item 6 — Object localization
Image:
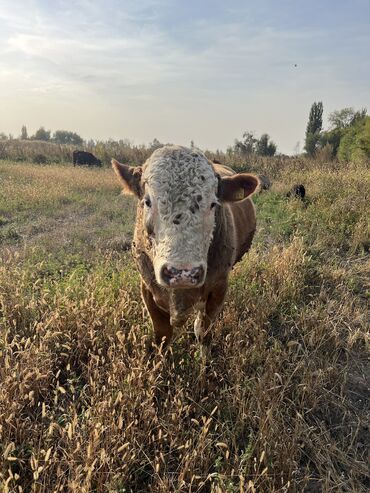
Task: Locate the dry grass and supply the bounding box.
[0,140,75,164]
[0,161,118,210]
[0,158,369,492]
[0,161,136,251]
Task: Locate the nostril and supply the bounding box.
[191,266,204,282]
[160,265,180,284]
[160,265,171,284]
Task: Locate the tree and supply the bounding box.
[53,130,83,145]
[0,132,8,140]
[149,138,163,150]
[234,131,257,155]
[321,107,368,158]
[328,107,367,129]
[338,116,370,162]
[304,101,323,156]
[32,127,51,141]
[21,125,28,140]
[232,131,278,156]
[255,133,277,156]
[329,107,354,129]
[351,108,367,126]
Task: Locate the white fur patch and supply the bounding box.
[142,146,218,286]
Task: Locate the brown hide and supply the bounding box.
[226,200,256,262]
[131,160,256,344]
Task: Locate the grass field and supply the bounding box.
[0,159,369,492]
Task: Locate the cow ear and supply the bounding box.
[112,159,143,198]
[219,173,259,202]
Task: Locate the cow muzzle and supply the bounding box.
[160,264,205,288]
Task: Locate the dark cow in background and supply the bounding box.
[112,145,259,350]
[286,184,306,200]
[258,174,271,191]
[73,150,102,167]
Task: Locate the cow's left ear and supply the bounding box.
[112,159,143,198]
[219,173,259,202]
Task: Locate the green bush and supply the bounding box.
[338,116,370,162]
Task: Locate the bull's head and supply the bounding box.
[113,146,258,289]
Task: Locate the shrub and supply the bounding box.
[338,116,370,162]
[315,143,334,162]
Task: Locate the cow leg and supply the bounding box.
[194,283,227,349]
[141,283,173,345]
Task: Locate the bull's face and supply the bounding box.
[141,150,219,288]
[113,146,258,289]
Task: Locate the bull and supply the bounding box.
[112,146,259,348]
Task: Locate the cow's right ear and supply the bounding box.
[112,159,143,198]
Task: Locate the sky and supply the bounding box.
[1,0,369,154]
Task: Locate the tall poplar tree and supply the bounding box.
[21,125,28,140]
[304,102,323,156]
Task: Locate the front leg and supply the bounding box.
[141,283,173,345]
[194,282,227,348]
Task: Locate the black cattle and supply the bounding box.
[286,184,306,200]
[73,150,102,167]
[258,174,271,191]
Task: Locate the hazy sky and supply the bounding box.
[1,0,369,154]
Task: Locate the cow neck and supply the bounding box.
[207,204,233,273]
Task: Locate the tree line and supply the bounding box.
[13,126,84,145]
[228,131,277,157]
[304,102,369,161]
[1,108,369,162]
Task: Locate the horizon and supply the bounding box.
[1,0,369,155]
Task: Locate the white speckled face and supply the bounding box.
[142,146,219,288]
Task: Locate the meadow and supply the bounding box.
[0,156,369,492]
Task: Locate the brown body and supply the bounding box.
[132,163,256,344]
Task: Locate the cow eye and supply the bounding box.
[173,213,182,225]
[210,202,217,209]
[144,197,151,208]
